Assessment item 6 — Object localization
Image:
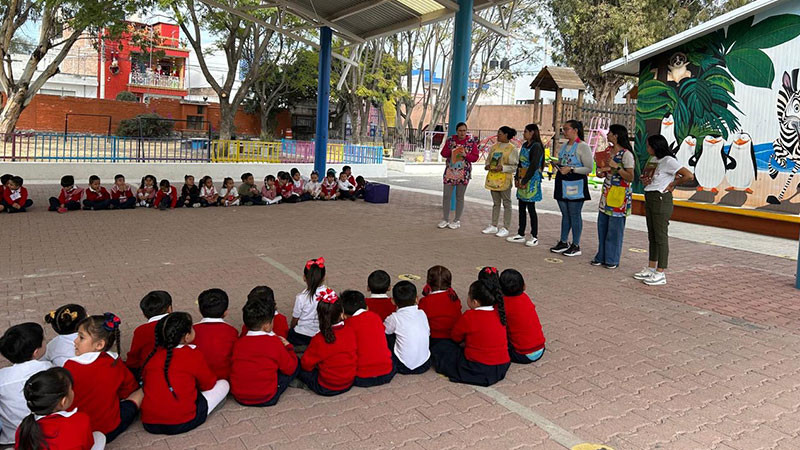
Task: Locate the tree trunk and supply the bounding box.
[218,102,236,140]
[259,105,271,139]
[0,90,27,136]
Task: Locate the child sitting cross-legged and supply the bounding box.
[366,270,396,322]
[260,175,282,205]
[179,174,201,208]
[231,286,299,407]
[305,171,322,200]
[43,304,88,366]
[192,289,238,381]
[418,265,462,348]
[139,312,230,435]
[337,172,357,201]
[65,313,143,443]
[321,169,338,200]
[154,179,178,210]
[199,176,219,207]
[0,173,11,213]
[384,281,431,375]
[219,177,240,207]
[48,175,83,213]
[83,175,111,211]
[137,175,157,208]
[341,290,395,388]
[110,174,136,209]
[2,176,32,213]
[288,258,327,347]
[240,286,289,339]
[499,269,546,364]
[126,291,173,377]
[239,172,265,205]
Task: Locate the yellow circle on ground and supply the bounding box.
[628,247,647,253]
[572,444,614,450]
[398,274,421,281]
[544,258,563,264]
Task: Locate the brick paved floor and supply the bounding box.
[1,186,799,449]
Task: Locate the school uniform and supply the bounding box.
[337,179,356,200]
[418,290,462,346]
[230,330,299,406]
[2,186,32,213]
[137,186,157,207]
[239,311,289,339]
[126,313,167,373]
[192,318,238,380]
[83,186,111,210]
[346,310,395,387]
[305,181,322,199]
[140,345,228,435]
[64,352,139,442]
[199,185,219,207]
[154,186,178,209]
[384,305,431,374]
[44,333,78,367]
[260,185,282,205]
[110,184,136,209]
[238,183,266,205]
[291,179,311,201]
[48,186,84,211]
[219,187,240,206]
[431,306,511,387]
[0,359,54,444]
[279,182,299,203]
[13,409,97,450]
[366,294,396,322]
[321,179,338,199]
[298,323,357,396]
[288,286,327,346]
[504,293,546,364]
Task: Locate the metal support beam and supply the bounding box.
[362,8,456,41]
[472,13,509,37]
[315,27,333,176]
[266,0,366,43]
[447,0,474,212]
[328,0,391,22]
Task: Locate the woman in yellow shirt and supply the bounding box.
[482,126,520,238]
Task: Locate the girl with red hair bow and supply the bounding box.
[288,258,329,347]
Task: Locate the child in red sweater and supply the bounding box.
[139,312,230,435]
[499,269,546,364]
[193,289,238,380]
[431,278,511,387]
[240,286,289,339]
[126,291,173,377]
[0,173,10,213]
[366,270,396,322]
[110,174,136,209]
[231,286,299,406]
[48,175,83,213]
[298,289,357,396]
[15,367,104,450]
[137,175,157,208]
[154,179,178,210]
[418,265,462,347]
[341,290,395,387]
[82,175,111,210]
[65,313,143,443]
[2,176,32,213]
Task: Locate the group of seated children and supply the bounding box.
[0,166,366,214]
[0,260,544,448]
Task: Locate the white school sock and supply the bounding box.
[202,379,230,413]
[91,432,106,450]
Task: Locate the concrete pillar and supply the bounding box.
[314,27,333,176]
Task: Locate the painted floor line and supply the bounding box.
[257,254,306,286]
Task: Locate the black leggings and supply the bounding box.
[518,200,538,237]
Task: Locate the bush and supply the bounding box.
[115,91,138,102]
[117,113,174,137]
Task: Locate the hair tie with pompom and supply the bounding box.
[316,288,338,304]
[483,267,498,275]
[102,312,121,332]
[306,257,325,269]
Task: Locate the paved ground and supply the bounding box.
[1,181,799,449]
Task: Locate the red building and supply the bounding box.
[99,21,189,102]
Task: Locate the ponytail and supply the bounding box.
[18,367,73,450]
[304,258,326,294]
[478,268,506,326]
[16,415,42,450]
[316,289,341,344]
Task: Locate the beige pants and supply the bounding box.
[491,189,512,228]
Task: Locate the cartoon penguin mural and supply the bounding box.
[676,136,696,172]
[690,136,735,194]
[660,114,677,149]
[725,133,756,193]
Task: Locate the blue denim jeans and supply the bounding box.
[557,200,584,245]
[594,212,626,265]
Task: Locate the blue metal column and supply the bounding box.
[314,26,333,176]
[447,0,474,210]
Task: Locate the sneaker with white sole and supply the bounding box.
[563,244,582,257]
[448,221,461,229]
[506,234,526,243]
[495,228,509,238]
[525,238,539,247]
[482,225,499,234]
[550,241,570,253]
[633,267,656,280]
[438,220,449,229]
[643,271,667,285]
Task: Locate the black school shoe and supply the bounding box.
[550,241,569,253]
[563,244,582,257]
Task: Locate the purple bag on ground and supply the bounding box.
[364,182,389,203]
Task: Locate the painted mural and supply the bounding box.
[635,3,800,214]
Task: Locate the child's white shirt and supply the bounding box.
[219,187,239,198]
[201,185,217,197]
[305,180,322,195]
[0,359,54,444]
[337,179,354,191]
[384,305,430,370]
[292,285,328,337]
[44,333,78,367]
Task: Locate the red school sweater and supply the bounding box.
[345,311,393,378]
[451,308,510,366]
[64,352,139,434]
[126,319,160,370]
[230,332,298,404]
[300,324,357,391]
[84,187,110,202]
[193,320,238,380]
[238,312,289,339]
[140,346,217,425]
[504,293,546,354]
[366,297,396,322]
[418,291,463,339]
[154,186,178,208]
[58,186,84,204]
[111,184,134,200]
[2,186,28,207]
[14,410,94,450]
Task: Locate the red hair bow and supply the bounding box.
[102,312,121,332]
[306,257,325,270]
[484,267,498,275]
[316,288,338,304]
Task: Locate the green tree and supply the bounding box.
[0,0,147,134]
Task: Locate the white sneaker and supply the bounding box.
[192,203,201,208]
[506,234,526,243]
[448,221,461,229]
[643,271,667,286]
[438,220,450,229]
[482,225,499,234]
[633,267,656,280]
[495,228,509,238]
[526,238,539,247]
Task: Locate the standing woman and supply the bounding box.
[634,134,693,285]
[507,124,544,247]
[482,126,520,238]
[439,122,480,229]
[592,124,636,268]
[550,120,592,257]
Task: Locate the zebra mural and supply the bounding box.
[767,69,800,205]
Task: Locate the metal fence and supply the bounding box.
[210,139,383,164]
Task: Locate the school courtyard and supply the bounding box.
[2,177,799,450]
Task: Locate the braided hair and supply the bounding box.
[17,367,73,450]
[478,267,506,326]
[469,275,507,326]
[139,312,193,398]
[44,304,87,335]
[77,313,123,365]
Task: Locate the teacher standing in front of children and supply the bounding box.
[550,119,592,258]
[438,122,480,230]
